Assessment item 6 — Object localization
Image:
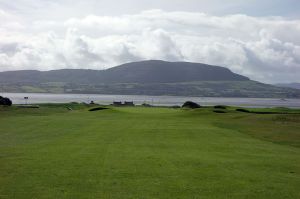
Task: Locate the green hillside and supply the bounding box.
[2,60,300,97]
[2,80,300,98]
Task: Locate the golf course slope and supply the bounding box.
[0,104,300,198]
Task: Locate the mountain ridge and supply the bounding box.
[0,60,299,98]
[0,60,249,84]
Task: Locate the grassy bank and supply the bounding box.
[0,104,300,198]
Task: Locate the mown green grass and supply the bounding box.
[0,105,300,198]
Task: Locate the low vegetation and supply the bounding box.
[0,96,12,106]
[182,101,201,108]
[0,104,299,198]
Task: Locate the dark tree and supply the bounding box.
[0,96,12,106]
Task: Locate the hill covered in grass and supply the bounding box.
[0,60,249,84]
[1,60,300,98]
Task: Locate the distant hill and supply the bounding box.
[102,60,249,83]
[276,83,300,90]
[0,60,300,98]
[0,60,249,84]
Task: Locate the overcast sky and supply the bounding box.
[0,0,300,83]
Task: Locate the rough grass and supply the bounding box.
[0,105,300,199]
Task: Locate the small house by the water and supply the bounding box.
[113,101,123,106]
[112,101,135,106]
[124,101,134,106]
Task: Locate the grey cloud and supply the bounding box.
[0,9,300,83]
[0,42,19,56]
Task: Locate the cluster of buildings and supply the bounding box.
[112,101,135,106]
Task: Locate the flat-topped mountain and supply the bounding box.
[0,60,299,98]
[102,60,249,83]
[0,60,249,84]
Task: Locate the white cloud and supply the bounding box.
[0,9,300,83]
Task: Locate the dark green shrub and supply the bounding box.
[182,101,201,109]
[0,96,12,106]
